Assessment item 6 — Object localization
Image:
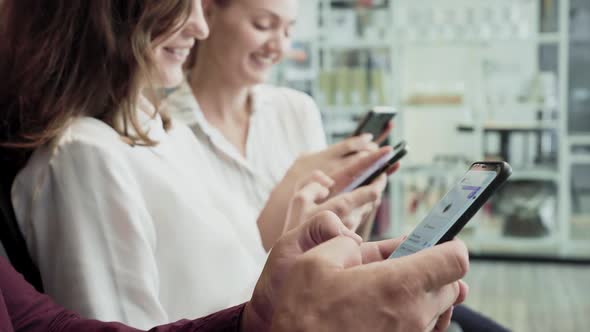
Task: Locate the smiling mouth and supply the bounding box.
[252,52,279,65]
[164,47,191,59]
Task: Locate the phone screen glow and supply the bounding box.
[389,169,497,259]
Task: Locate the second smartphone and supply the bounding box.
[352,106,397,139]
[340,141,408,193]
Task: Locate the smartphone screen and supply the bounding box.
[340,142,407,193]
[389,163,509,259]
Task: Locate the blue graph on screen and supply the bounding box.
[461,185,482,199]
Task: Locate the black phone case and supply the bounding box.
[436,161,512,244]
[356,146,407,188]
[352,110,395,137]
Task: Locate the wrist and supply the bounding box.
[241,301,271,332]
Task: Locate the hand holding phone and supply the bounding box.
[340,141,408,193]
[390,161,512,259]
[352,107,397,142]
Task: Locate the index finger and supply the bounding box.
[360,236,405,264]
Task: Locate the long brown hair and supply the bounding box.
[0,0,193,153]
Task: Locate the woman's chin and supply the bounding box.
[157,71,185,89]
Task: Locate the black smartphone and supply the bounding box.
[340,141,408,193]
[389,161,512,259]
[352,107,397,139]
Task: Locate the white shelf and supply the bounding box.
[319,38,393,50]
[538,33,561,44]
[569,134,590,146]
[510,168,560,182]
[464,235,560,253]
[570,154,590,165]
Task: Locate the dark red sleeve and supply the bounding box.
[0,257,244,332]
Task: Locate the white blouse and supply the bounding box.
[164,82,327,231]
[11,110,267,329]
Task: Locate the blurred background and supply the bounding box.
[271,1,590,330]
[272,0,590,260]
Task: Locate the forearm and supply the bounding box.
[52,304,246,332]
[257,176,296,251]
[2,257,243,332]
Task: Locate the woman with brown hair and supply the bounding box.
[0,0,391,329]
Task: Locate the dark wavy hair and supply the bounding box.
[0,0,193,152]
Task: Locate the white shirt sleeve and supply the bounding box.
[12,140,167,329]
[280,88,327,153]
[299,92,328,152]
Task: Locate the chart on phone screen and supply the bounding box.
[390,170,497,258]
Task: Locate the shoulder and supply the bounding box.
[50,117,128,163]
[15,118,130,189]
[256,85,316,109]
[58,117,123,146]
[254,85,320,121]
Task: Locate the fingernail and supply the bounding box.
[361,133,373,142]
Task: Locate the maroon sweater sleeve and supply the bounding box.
[0,257,244,332]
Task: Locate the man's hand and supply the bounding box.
[243,212,470,332]
[242,212,363,332]
[271,236,469,332]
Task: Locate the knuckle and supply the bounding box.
[332,202,350,217]
[368,188,380,201]
[414,314,431,331]
[345,141,358,152]
[292,191,311,206]
[311,169,325,179]
[296,254,324,275]
[451,242,470,277]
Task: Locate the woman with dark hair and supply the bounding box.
[0,0,391,328]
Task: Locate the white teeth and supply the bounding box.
[253,54,274,65]
[165,48,190,57]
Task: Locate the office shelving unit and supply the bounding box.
[274,0,590,259]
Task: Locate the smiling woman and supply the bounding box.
[0,0,271,329]
[0,1,201,149]
[163,0,386,252]
[188,0,297,85]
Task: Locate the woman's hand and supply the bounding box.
[258,146,399,251]
[283,171,387,233]
[287,133,378,182]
